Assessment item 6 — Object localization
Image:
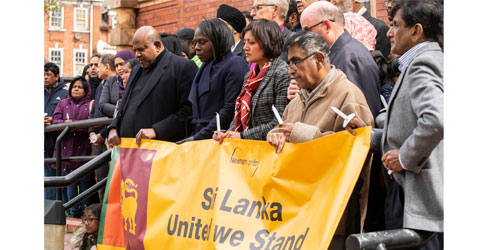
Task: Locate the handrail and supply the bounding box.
[55,126,70,200]
[44,155,97,163]
[44,117,113,133]
[346,229,434,250]
[63,177,108,210]
[45,150,111,188]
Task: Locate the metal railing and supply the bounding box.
[346,229,434,250]
[44,117,113,207]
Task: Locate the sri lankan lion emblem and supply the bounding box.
[121,178,138,235]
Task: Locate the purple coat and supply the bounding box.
[52,83,92,171]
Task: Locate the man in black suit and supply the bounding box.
[107,26,198,147]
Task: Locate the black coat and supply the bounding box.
[330,31,382,117]
[188,52,249,140]
[108,50,198,142]
[363,11,391,59]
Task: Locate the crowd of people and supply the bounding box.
[44,0,444,249]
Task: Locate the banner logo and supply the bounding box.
[230,147,260,177]
[121,178,138,235]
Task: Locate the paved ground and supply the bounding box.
[64,218,82,250]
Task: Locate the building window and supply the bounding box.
[50,7,64,29]
[49,48,63,76]
[73,49,88,76]
[74,8,89,31]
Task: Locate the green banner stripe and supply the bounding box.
[97,147,120,244]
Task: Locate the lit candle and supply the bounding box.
[66,113,70,120]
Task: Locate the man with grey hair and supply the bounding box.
[288,1,382,118]
[250,0,292,60]
[267,31,374,250]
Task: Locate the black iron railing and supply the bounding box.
[44,117,112,208]
[346,229,434,250]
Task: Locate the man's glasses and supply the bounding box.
[303,19,335,32]
[82,217,99,224]
[287,52,317,70]
[251,4,275,12]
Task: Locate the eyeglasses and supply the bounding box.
[303,19,335,32]
[82,217,99,224]
[287,52,317,70]
[251,4,275,12]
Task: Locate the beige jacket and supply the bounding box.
[271,69,374,235]
[282,68,374,142]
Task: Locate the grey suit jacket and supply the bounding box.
[99,76,120,118]
[372,42,443,232]
[228,57,290,140]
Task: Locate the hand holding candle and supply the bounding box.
[330,106,355,128]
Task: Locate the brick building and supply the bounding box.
[110,0,389,51]
[44,0,116,77]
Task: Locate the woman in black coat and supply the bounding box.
[183,18,249,141]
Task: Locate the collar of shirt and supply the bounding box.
[357,6,367,16]
[398,41,431,72]
[231,39,241,52]
[300,65,336,102]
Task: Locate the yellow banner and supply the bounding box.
[112,127,371,250]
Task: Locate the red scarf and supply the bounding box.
[234,61,271,132]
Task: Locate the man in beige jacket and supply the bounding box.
[267,31,373,152]
[267,31,374,250]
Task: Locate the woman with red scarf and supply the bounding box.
[214,19,290,142]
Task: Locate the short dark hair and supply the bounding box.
[286,0,299,19]
[100,54,115,70]
[85,203,102,219]
[391,0,443,49]
[69,76,89,97]
[180,43,191,59]
[81,64,90,79]
[242,11,253,22]
[159,33,183,56]
[242,19,284,60]
[125,58,139,69]
[44,62,60,76]
[91,54,102,60]
[286,31,331,65]
[198,18,234,61]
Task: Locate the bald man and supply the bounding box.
[107,26,198,147]
[290,1,382,118]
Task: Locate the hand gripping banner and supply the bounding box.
[98,127,371,250]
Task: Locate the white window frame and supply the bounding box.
[49,48,64,77]
[73,49,88,77]
[49,7,65,31]
[74,7,89,32]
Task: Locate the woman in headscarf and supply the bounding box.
[213,19,291,143]
[179,18,249,142]
[98,49,135,118]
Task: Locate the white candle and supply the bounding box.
[66,113,70,120]
[330,106,356,128]
[330,106,347,119]
[272,105,283,125]
[380,95,388,108]
[216,112,221,133]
